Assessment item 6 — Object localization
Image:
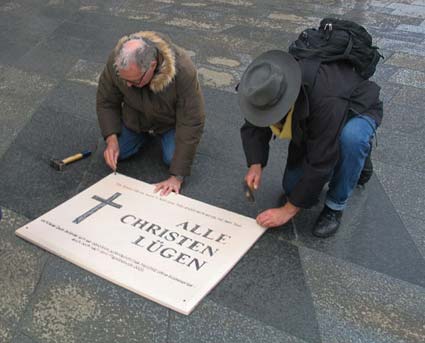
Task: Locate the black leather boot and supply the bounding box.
[358,147,373,186]
[313,206,343,238]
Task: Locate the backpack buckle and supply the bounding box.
[324,23,333,31]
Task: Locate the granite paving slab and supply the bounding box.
[0,105,99,219]
[385,52,425,71]
[374,127,425,173]
[65,59,103,86]
[169,299,308,343]
[12,333,38,343]
[379,101,425,136]
[292,175,425,288]
[389,69,425,89]
[209,234,321,343]
[379,81,402,103]
[399,213,425,260]
[19,258,169,343]
[300,247,425,343]
[14,46,80,79]
[375,160,425,223]
[391,84,425,107]
[40,79,98,122]
[0,318,14,343]
[0,208,48,328]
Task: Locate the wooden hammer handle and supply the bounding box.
[62,153,84,164]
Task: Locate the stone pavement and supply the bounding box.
[1,0,425,342]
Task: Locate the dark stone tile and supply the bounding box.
[375,160,425,223]
[379,81,402,103]
[0,106,99,219]
[399,213,425,260]
[20,258,168,343]
[41,80,98,122]
[42,33,92,57]
[68,10,146,35]
[380,101,425,135]
[370,63,399,83]
[209,235,321,343]
[184,153,288,221]
[300,247,425,343]
[86,135,171,184]
[0,66,55,157]
[15,47,79,79]
[170,300,308,343]
[374,127,425,173]
[0,35,38,65]
[293,175,425,288]
[198,88,248,165]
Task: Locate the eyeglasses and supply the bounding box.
[121,69,147,86]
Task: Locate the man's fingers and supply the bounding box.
[104,149,118,171]
[161,185,171,196]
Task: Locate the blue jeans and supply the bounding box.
[282,115,377,211]
[118,125,176,165]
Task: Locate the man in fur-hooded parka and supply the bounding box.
[96,31,205,195]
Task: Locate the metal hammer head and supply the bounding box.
[50,159,65,171]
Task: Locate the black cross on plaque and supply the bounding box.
[73,192,123,224]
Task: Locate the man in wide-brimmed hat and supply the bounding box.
[239,50,383,237]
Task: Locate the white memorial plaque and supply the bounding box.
[16,173,265,315]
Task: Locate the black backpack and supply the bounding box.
[289,18,383,80]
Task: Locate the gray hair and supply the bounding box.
[114,35,158,73]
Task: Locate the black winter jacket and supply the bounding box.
[241,60,383,209]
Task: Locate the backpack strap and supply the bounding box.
[301,59,321,94]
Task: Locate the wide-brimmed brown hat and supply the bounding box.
[238,50,301,127]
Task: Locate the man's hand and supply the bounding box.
[154,176,183,196]
[245,163,262,190]
[104,134,119,171]
[256,202,300,228]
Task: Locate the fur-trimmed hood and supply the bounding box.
[115,31,177,93]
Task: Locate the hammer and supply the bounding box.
[50,150,91,171]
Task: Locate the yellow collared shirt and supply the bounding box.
[269,105,294,140]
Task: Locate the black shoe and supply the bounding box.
[358,147,373,186]
[312,206,343,238]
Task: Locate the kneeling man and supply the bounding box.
[96,31,205,195]
[238,50,382,237]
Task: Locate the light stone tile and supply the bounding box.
[20,258,168,343]
[388,3,425,19]
[397,23,425,34]
[65,59,104,87]
[391,85,425,107]
[300,247,425,343]
[198,67,236,90]
[389,69,425,88]
[0,208,48,325]
[378,38,425,57]
[385,52,425,71]
[0,319,14,343]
